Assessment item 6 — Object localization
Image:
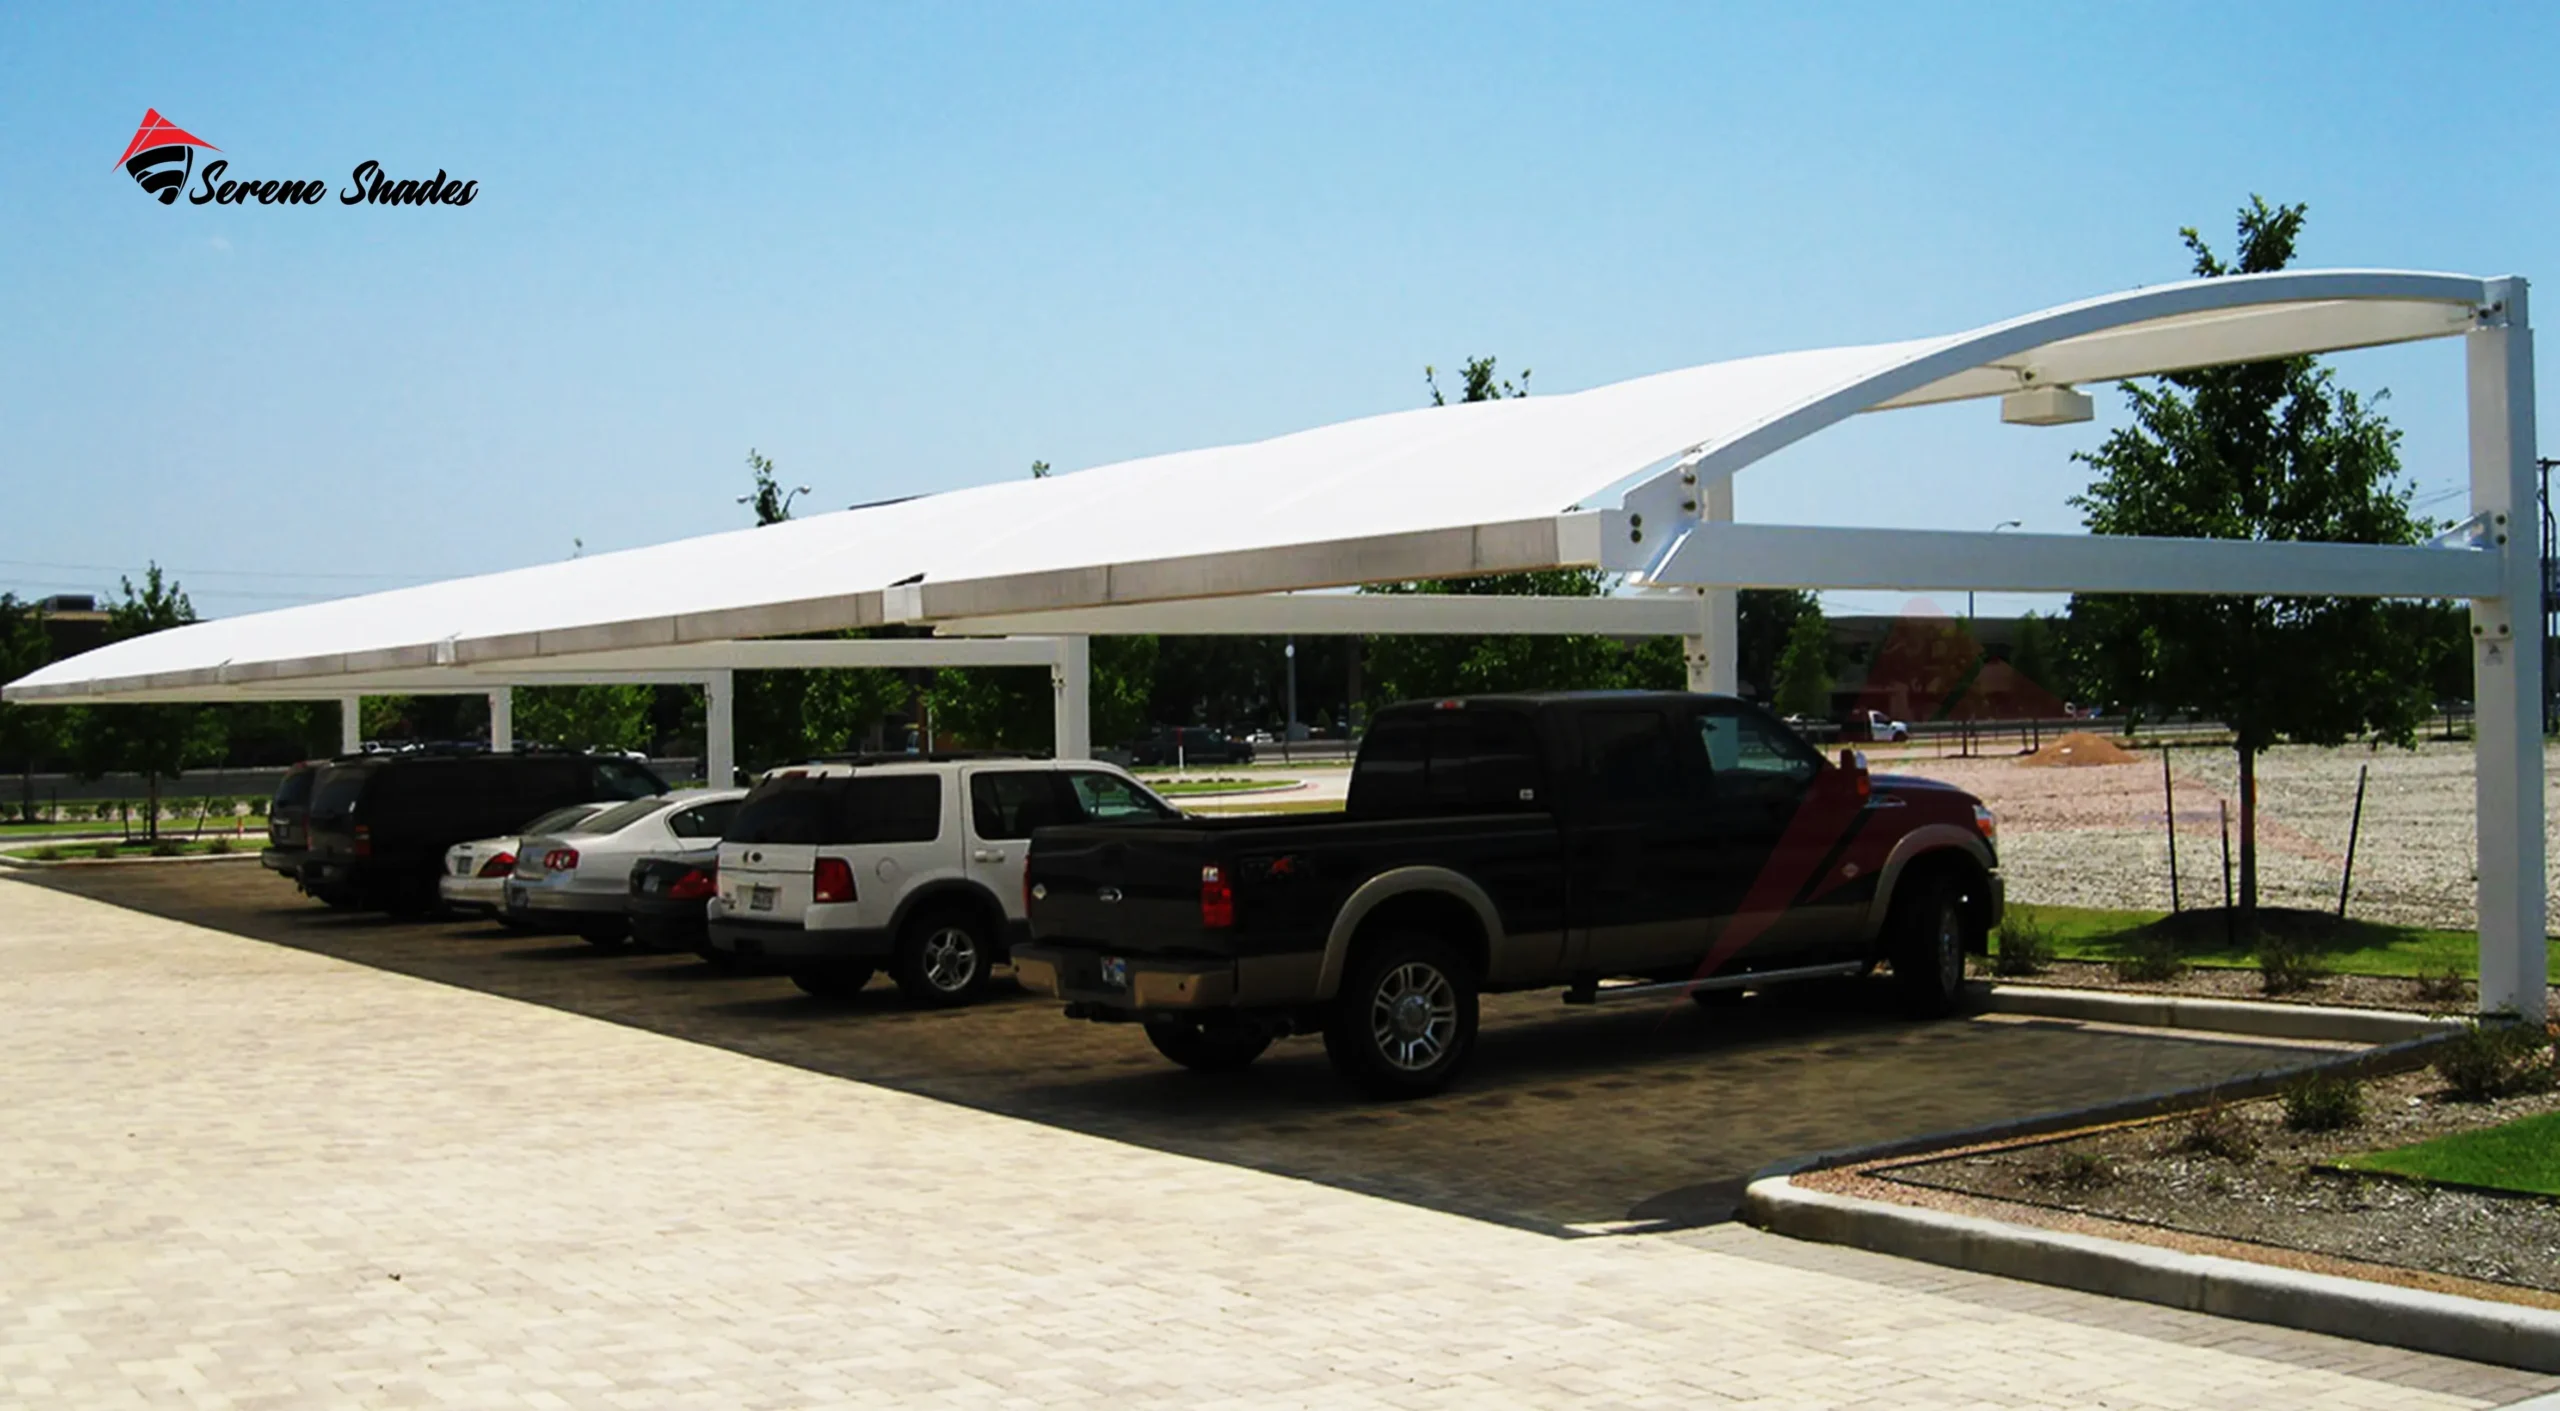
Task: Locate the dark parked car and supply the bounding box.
[1019,691,2001,1097]
[1124,726,1255,767]
[298,749,669,912]
[627,848,721,956]
[261,759,330,895]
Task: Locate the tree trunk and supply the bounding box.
[147,771,161,841]
[2235,745,2257,921]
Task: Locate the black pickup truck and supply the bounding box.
[1015,691,2002,1097]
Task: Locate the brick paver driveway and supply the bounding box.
[37,861,2346,1232]
[4,874,2552,1408]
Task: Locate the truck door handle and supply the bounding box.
[974,848,1006,863]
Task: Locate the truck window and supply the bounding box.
[1429,711,1542,812]
[1575,708,1685,812]
[1346,717,1428,817]
[1066,771,1176,821]
[1698,707,1819,786]
[592,759,668,800]
[839,775,943,844]
[971,771,1074,839]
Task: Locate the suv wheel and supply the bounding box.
[1322,931,1478,1099]
[893,907,991,1007]
[791,963,875,999]
[1144,1018,1273,1073]
[1888,874,1971,1017]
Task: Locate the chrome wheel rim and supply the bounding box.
[1934,904,1964,993]
[1369,961,1458,1072]
[921,926,979,991]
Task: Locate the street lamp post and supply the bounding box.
[1283,637,1298,764]
[1968,520,2023,622]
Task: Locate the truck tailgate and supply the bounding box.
[1028,825,1217,946]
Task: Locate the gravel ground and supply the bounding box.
[1901,739,2560,930]
[1872,1067,2560,1296]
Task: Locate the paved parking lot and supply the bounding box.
[6,871,2553,1409]
[38,861,2360,1233]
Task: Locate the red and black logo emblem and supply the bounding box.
[119,109,219,205]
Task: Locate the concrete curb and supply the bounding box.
[1744,1174,2560,1373]
[0,851,264,870]
[1983,983,2467,1044]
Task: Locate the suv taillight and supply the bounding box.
[668,868,717,901]
[352,823,371,858]
[1200,864,1235,929]
[813,857,857,904]
[477,851,516,878]
[544,848,579,873]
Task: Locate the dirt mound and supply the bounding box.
[2019,731,2142,768]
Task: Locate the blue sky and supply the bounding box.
[5,2,2556,620]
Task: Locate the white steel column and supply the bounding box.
[1052,635,1092,760]
[2469,277,2546,1020]
[1688,479,1740,694]
[487,688,513,752]
[704,670,735,787]
[339,695,361,754]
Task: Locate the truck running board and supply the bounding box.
[1562,961,1868,1006]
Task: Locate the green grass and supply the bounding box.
[1179,799,1346,815]
[2339,1110,2560,1197]
[1154,778,1301,797]
[2,837,247,860]
[2023,903,2560,984]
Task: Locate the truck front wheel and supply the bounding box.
[1323,932,1479,1099]
[1887,874,1971,1016]
[1144,1018,1272,1073]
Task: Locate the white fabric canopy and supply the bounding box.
[6,268,2497,702]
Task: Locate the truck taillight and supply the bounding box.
[352,824,371,858]
[544,848,579,873]
[1200,864,1235,929]
[813,857,857,904]
[477,851,516,878]
[668,868,717,901]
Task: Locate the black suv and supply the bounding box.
[261,760,329,891]
[300,749,668,912]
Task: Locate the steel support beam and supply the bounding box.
[934,592,1699,639]
[1634,520,2503,599]
[1052,636,1091,760]
[487,688,513,752]
[2470,280,2546,1020]
[339,695,361,754]
[705,669,735,789]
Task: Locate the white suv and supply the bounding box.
[707,757,1175,1005]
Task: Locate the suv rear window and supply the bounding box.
[272,767,317,809]
[309,769,370,819]
[729,774,944,845]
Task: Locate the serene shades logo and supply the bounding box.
[117,109,479,208]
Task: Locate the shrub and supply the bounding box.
[2112,929,2185,983]
[148,839,183,857]
[32,845,62,862]
[206,837,234,855]
[2431,1020,2555,1101]
[91,842,122,860]
[2029,1150,2117,1190]
[2413,968,2470,1005]
[2170,1101,2257,1161]
[2281,1070,2366,1132]
[2258,927,2330,996]
[1993,904,2057,977]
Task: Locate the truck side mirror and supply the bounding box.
[1838,748,1871,799]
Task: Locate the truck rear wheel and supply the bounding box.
[1144,1018,1272,1073]
[893,906,991,1007]
[1323,931,1478,1099]
[1887,874,1971,1017]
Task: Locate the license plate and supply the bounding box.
[505,888,528,913]
[749,884,776,912]
[641,875,661,894]
[1098,956,1129,990]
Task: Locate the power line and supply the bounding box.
[0,557,437,583]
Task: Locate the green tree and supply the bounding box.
[515,685,654,752]
[0,595,62,820]
[2008,612,2064,702]
[1773,609,1833,717]
[1737,588,1822,701]
[72,566,224,838]
[2067,197,2433,917]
